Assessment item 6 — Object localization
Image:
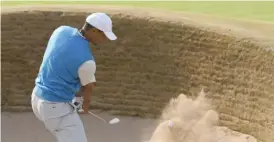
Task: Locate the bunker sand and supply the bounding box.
[1,112,157,142]
[1,93,258,142]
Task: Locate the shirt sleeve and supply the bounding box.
[78,60,96,86]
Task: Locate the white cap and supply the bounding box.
[86,12,117,41]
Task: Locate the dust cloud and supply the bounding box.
[147,90,258,142]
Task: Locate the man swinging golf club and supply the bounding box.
[31,12,117,142]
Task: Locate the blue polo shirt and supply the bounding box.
[34,25,94,102]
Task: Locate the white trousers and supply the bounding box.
[31,92,87,142]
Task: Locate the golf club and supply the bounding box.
[88,110,120,124]
[78,108,120,124]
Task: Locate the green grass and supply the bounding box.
[2,1,274,21]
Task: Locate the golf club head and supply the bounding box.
[109,118,120,124]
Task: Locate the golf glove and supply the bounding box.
[71,97,83,112]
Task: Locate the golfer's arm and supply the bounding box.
[82,83,94,112]
[75,87,84,97]
[75,85,94,112]
[78,60,96,112]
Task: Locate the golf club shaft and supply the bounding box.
[88,111,108,123]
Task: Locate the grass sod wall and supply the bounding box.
[2,1,274,21]
[1,11,274,142]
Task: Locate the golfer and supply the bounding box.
[31,12,117,142]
